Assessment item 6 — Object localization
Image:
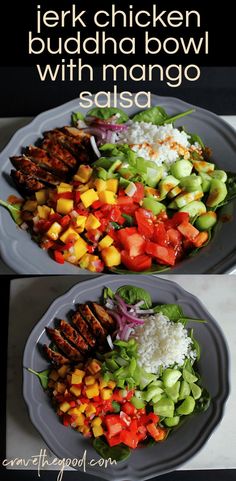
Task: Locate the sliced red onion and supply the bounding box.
[108,310,125,330]
[90,135,101,158]
[115,296,145,324]
[120,411,131,425]
[120,325,135,341]
[106,334,114,350]
[82,127,106,140]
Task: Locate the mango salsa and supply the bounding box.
[80,189,99,208]
[98,190,116,205]
[56,198,74,214]
[101,246,121,267]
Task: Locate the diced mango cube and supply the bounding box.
[85,214,101,230]
[79,254,101,272]
[78,403,88,413]
[75,215,87,231]
[37,205,51,219]
[108,380,116,390]
[57,365,69,378]
[23,200,37,212]
[46,222,62,240]
[80,189,99,208]
[98,235,114,250]
[73,237,88,261]
[106,179,118,193]
[91,417,102,427]
[69,385,81,397]
[59,401,71,413]
[92,425,104,437]
[99,377,108,389]
[94,178,107,192]
[98,190,116,205]
[55,382,67,394]
[78,425,91,436]
[74,413,86,426]
[71,369,85,385]
[85,383,99,399]
[56,198,74,215]
[87,359,102,374]
[76,183,89,192]
[101,246,121,267]
[101,388,113,400]
[57,182,73,193]
[68,407,81,416]
[84,375,96,386]
[49,370,60,381]
[85,404,96,417]
[60,227,80,243]
[35,189,48,205]
[74,165,93,183]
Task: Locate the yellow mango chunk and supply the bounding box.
[98,235,114,250]
[35,189,48,205]
[85,213,101,230]
[85,404,96,417]
[108,380,116,390]
[92,425,104,437]
[106,178,118,193]
[80,189,99,208]
[69,386,81,397]
[101,388,113,400]
[85,382,99,399]
[99,377,108,389]
[98,190,116,205]
[101,246,121,267]
[73,237,88,261]
[46,222,62,240]
[94,178,107,192]
[60,227,80,243]
[57,182,73,193]
[74,165,93,183]
[84,375,96,386]
[37,205,51,220]
[68,407,81,416]
[71,369,85,385]
[23,200,37,212]
[56,198,74,215]
[59,401,71,413]
[74,413,86,426]
[87,359,102,374]
[75,215,87,230]
[78,403,88,413]
[91,417,102,427]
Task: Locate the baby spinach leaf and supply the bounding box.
[132,106,168,124]
[87,107,129,124]
[0,199,22,225]
[116,285,152,308]
[153,304,184,321]
[194,388,211,413]
[216,171,236,208]
[164,108,195,125]
[71,111,84,125]
[27,368,50,389]
[103,286,115,301]
[93,438,131,461]
[188,132,205,148]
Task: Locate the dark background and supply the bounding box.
[0,0,236,116]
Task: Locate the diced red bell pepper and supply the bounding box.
[59,215,71,228]
[63,414,71,427]
[74,191,81,203]
[104,415,123,437]
[92,200,103,210]
[105,433,122,447]
[129,419,138,432]
[112,389,124,403]
[152,223,169,246]
[40,239,55,250]
[192,231,208,247]
[49,213,62,223]
[55,192,74,200]
[167,228,182,247]
[54,250,65,264]
[122,402,137,417]
[119,430,139,449]
[145,412,159,424]
[177,222,199,241]
[135,208,155,239]
[146,423,166,441]
[132,182,145,203]
[117,196,134,206]
[121,251,152,272]
[145,241,176,266]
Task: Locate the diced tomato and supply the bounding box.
[156,211,168,222]
[122,402,137,417]
[145,241,176,266]
[87,244,96,253]
[105,433,122,447]
[177,222,199,241]
[122,233,146,257]
[132,183,145,203]
[135,208,154,239]
[104,415,123,437]
[120,203,138,215]
[117,196,134,206]
[167,228,182,247]
[55,192,74,200]
[145,412,159,424]
[36,219,52,233]
[137,425,147,442]
[117,227,137,244]
[54,250,65,264]
[129,419,138,432]
[59,215,71,228]
[93,396,102,403]
[152,223,169,246]
[120,411,131,427]
[112,389,124,403]
[192,231,208,247]
[121,251,152,272]
[165,211,190,229]
[92,200,103,210]
[120,430,139,449]
[146,423,166,441]
[69,401,76,407]
[125,389,135,401]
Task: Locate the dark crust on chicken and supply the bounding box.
[71,311,96,348]
[78,304,106,340]
[10,155,60,186]
[27,145,69,178]
[60,319,90,354]
[45,128,92,163]
[43,345,69,365]
[41,138,77,169]
[11,170,45,193]
[91,302,115,332]
[46,327,83,361]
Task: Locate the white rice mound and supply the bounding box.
[132,313,196,373]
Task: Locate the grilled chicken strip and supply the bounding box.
[27,145,69,178]
[78,304,106,340]
[72,311,96,348]
[11,170,45,193]
[43,345,69,366]
[10,155,60,186]
[45,128,91,163]
[60,319,90,354]
[41,138,77,169]
[46,327,83,361]
[91,303,116,332]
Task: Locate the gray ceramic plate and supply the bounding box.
[1,95,236,274]
[23,275,229,480]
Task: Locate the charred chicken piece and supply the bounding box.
[46,327,83,362]
[27,145,69,178]
[78,304,106,340]
[60,319,90,355]
[10,155,60,186]
[11,170,45,194]
[41,137,78,170]
[43,345,70,366]
[90,302,116,332]
[71,310,96,348]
